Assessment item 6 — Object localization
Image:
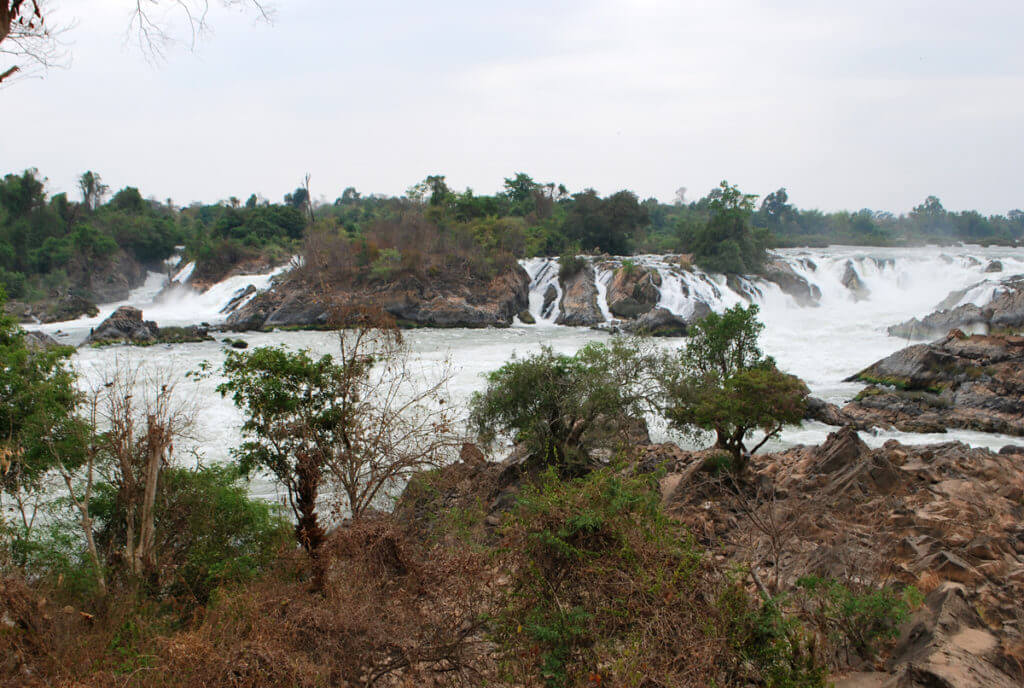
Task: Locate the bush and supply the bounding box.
[557,252,586,281]
[495,467,720,687]
[794,576,922,661]
[91,465,290,603]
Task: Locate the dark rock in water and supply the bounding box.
[86,306,212,346]
[998,444,1024,455]
[841,260,870,301]
[888,275,1024,340]
[621,304,708,337]
[761,254,823,307]
[229,339,249,349]
[220,284,257,315]
[985,259,1003,273]
[517,309,535,324]
[87,306,159,344]
[606,265,661,318]
[23,331,62,351]
[759,258,821,306]
[556,264,603,326]
[842,330,1024,436]
[10,294,100,324]
[541,284,558,319]
[227,264,530,331]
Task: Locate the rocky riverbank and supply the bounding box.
[85,306,213,346]
[888,275,1024,340]
[826,330,1024,435]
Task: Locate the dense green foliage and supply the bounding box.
[89,465,290,604]
[657,304,808,468]
[469,339,650,473]
[4,167,1019,307]
[0,296,81,493]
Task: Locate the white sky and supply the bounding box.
[2,0,1023,213]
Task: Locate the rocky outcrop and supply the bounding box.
[85,306,212,346]
[621,303,710,337]
[888,275,1024,340]
[23,331,62,351]
[657,433,1024,687]
[606,265,661,318]
[840,331,1024,435]
[7,294,99,324]
[841,260,870,301]
[555,265,603,326]
[227,264,531,331]
[760,257,821,307]
[541,284,558,319]
[985,259,1003,273]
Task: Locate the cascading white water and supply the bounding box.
[36,261,292,344]
[593,262,616,322]
[522,257,563,324]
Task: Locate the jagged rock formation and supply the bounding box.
[760,257,821,306]
[555,265,603,326]
[606,265,661,317]
[838,331,1024,435]
[654,430,1024,687]
[888,275,1024,340]
[841,260,871,301]
[621,303,710,337]
[85,306,211,346]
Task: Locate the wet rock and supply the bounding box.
[841,260,871,301]
[985,260,1004,273]
[760,257,822,307]
[541,284,558,319]
[22,331,60,351]
[556,264,603,326]
[621,305,707,337]
[998,444,1024,455]
[888,275,1024,340]
[86,306,159,344]
[220,284,257,315]
[842,332,1024,436]
[606,265,661,318]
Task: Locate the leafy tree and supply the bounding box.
[220,319,459,554]
[470,338,651,474]
[0,290,80,499]
[681,181,768,274]
[656,304,807,471]
[78,171,109,211]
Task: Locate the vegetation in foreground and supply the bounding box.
[0,301,932,686]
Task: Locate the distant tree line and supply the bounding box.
[2,167,1022,302]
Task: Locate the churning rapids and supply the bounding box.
[35,246,1024,499]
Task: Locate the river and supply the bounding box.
[35,245,1024,500]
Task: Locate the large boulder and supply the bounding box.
[842,331,1024,435]
[888,275,1024,340]
[86,306,159,344]
[227,264,530,330]
[760,257,821,307]
[841,260,870,301]
[556,265,604,326]
[606,265,661,318]
[622,303,711,337]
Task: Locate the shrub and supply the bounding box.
[91,465,290,604]
[794,576,922,661]
[557,252,586,281]
[494,467,725,687]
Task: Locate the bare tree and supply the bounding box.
[325,311,463,521]
[1,1,269,85]
[96,361,195,583]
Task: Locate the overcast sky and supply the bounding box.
[3,0,1023,213]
